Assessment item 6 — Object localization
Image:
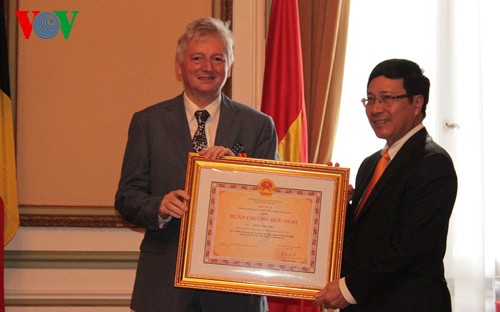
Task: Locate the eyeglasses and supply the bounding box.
[361,94,410,107]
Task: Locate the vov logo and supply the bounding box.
[16,11,79,40]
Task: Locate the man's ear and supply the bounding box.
[175,60,183,75]
[413,94,424,114]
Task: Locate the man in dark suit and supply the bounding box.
[313,59,457,311]
[115,17,279,312]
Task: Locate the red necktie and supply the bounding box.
[355,149,390,219]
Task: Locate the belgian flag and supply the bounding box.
[1,2,19,247]
[1,4,19,307]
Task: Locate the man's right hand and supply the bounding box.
[158,190,190,219]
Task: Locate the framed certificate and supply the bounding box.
[175,153,350,300]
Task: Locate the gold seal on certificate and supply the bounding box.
[175,153,349,300]
[257,178,276,195]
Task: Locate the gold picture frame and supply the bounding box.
[175,153,349,299]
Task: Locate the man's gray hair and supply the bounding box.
[176,17,234,66]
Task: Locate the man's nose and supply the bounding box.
[201,59,213,71]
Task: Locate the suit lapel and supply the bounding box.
[354,128,429,221]
[163,94,193,155]
[351,154,380,220]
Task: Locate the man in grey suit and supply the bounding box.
[115,17,279,312]
[313,59,457,311]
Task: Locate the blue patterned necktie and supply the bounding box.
[192,110,210,152]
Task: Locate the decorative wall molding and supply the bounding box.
[6,297,130,307]
[5,250,139,269]
[5,251,138,307]
[19,205,135,228]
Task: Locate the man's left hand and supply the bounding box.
[199,146,234,159]
[313,279,350,310]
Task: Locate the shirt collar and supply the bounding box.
[184,93,221,121]
[384,123,424,159]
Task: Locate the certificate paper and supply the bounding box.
[206,182,320,272]
[175,153,349,299]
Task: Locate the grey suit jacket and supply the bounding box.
[115,93,279,312]
[341,128,457,312]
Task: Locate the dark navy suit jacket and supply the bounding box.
[342,128,457,312]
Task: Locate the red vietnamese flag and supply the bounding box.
[261,0,308,163]
[262,1,316,311]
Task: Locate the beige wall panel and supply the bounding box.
[5,227,143,251]
[6,1,269,311]
[16,0,212,206]
[5,268,135,299]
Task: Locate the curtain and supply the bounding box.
[330,0,499,310]
[332,0,499,310]
[298,0,350,164]
[435,0,499,311]
[298,3,351,312]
